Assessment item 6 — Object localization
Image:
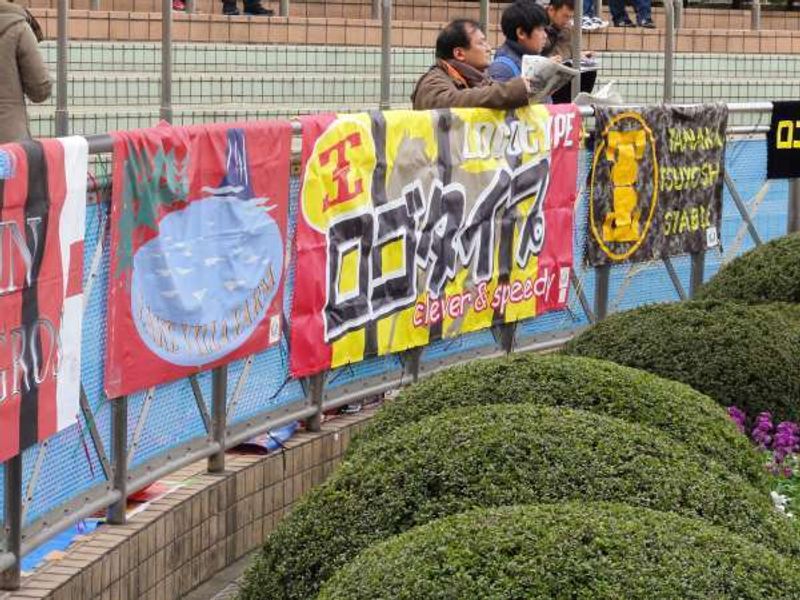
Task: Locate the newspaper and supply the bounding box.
[573,80,624,106]
[521,55,579,102]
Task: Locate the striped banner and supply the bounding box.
[0,137,87,462]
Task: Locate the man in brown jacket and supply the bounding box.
[411,19,533,111]
[0,0,52,144]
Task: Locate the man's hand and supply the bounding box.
[550,55,564,64]
[522,76,533,94]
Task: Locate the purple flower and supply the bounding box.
[752,412,775,449]
[772,421,800,464]
[727,406,747,434]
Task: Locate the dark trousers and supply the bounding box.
[552,70,597,104]
[609,0,652,23]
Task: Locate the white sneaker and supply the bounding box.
[592,16,609,28]
[581,15,599,30]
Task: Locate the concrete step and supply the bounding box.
[35,72,419,106]
[33,70,798,108]
[44,42,800,78]
[17,0,800,31]
[28,10,800,53]
[41,42,425,73]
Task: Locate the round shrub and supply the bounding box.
[352,353,767,489]
[237,404,798,600]
[564,300,800,422]
[697,233,800,304]
[320,503,800,600]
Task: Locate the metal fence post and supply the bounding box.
[279,0,289,16]
[674,0,683,30]
[208,366,228,473]
[690,251,705,297]
[663,0,675,103]
[571,0,583,100]
[594,265,610,320]
[379,0,392,110]
[788,180,800,234]
[107,396,128,525]
[306,374,325,432]
[751,0,761,30]
[498,323,516,354]
[402,348,422,383]
[479,0,489,33]
[371,0,380,19]
[160,0,173,124]
[55,0,69,136]
[0,456,22,590]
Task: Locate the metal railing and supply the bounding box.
[1,101,797,592]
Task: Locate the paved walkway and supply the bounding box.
[182,551,255,600]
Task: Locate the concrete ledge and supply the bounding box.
[0,409,376,600]
[16,0,800,31]
[26,11,800,53]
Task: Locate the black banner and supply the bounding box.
[586,104,728,266]
[767,101,800,180]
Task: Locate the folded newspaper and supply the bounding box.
[521,55,579,102]
[573,80,624,106]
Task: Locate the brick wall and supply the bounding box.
[0,410,375,600]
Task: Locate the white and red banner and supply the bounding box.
[0,137,87,462]
[290,106,581,377]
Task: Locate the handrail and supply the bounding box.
[82,102,773,155]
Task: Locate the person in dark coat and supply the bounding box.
[411,18,534,110]
[541,0,599,103]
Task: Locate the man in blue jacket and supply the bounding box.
[487,1,549,83]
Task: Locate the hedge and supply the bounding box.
[564,300,800,422]
[351,353,767,489]
[320,503,800,600]
[237,404,798,600]
[697,233,800,304]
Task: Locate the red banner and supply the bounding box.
[105,122,291,398]
[290,106,580,377]
[0,138,87,461]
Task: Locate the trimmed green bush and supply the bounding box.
[697,233,800,304]
[320,503,800,600]
[237,404,798,600]
[564,300,800,422]
[351,353,767,489]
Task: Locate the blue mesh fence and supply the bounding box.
[0,130,789,563]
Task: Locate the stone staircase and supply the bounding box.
[27,42,797,137]
[17,0,800,138]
